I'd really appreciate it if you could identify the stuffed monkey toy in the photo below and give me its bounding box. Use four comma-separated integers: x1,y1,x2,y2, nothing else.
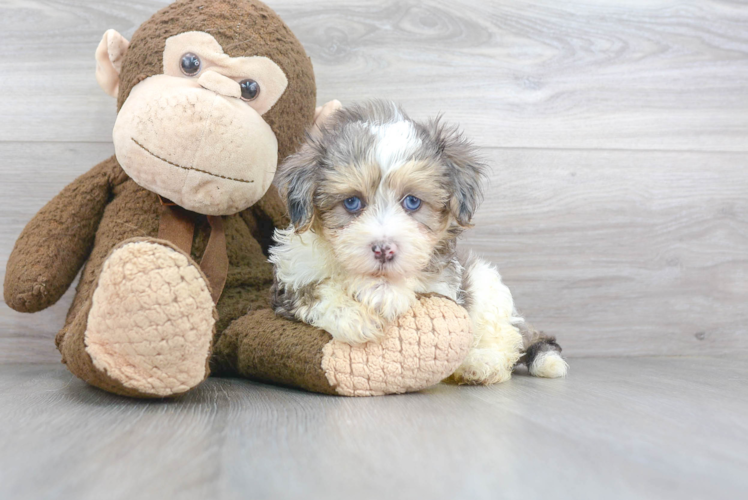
4,0,473,398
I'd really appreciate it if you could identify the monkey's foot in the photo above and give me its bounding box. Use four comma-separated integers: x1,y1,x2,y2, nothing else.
84,239,216,397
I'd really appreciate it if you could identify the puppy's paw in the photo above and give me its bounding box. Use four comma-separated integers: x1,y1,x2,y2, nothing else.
529,350,569,378
355,282,414,321
450,348,515,385
323,306,385,345
376,298,412,322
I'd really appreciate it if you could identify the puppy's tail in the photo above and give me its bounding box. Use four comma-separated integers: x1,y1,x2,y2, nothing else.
517,324,569,378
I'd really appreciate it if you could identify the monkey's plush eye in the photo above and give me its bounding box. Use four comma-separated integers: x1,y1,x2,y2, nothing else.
402,195,422,212
343,196,363,213
240,79,260,101
180,53,201,76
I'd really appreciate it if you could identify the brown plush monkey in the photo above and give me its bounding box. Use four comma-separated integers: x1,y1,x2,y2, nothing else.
4,0,473,398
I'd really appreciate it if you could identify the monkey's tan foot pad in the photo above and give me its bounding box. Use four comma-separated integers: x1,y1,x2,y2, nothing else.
85,239,216,397
322,295,473,396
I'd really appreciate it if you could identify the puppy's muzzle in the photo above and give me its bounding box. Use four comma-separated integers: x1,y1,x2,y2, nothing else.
372,242,397,263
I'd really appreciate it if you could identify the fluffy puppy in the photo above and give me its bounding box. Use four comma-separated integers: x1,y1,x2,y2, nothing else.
270,101,567,384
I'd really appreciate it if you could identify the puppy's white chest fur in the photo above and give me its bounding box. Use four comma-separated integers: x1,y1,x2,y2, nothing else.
351,278,416,320
271,228,418,320
272,228,427,343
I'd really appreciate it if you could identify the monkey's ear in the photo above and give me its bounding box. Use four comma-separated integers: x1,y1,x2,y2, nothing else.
95,29,130,98
311,100,342,137
428,118,486,227
275,143,322,233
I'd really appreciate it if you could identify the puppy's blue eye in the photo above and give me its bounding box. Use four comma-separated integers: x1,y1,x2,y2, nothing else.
343,196,362,212
402,195,422,212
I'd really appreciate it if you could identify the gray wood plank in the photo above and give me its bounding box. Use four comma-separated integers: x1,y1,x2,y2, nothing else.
1,2,745,498
0,357,745,500
464,147,748,356
1,0,747,150
2,143,746,361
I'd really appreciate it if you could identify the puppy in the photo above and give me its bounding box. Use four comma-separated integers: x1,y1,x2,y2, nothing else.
270,101,567,384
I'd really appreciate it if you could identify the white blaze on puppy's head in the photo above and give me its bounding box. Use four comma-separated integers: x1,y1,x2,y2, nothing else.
275,100,485,281
369,111,423,175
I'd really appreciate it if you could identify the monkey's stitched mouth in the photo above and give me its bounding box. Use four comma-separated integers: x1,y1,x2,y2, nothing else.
131,138,254,184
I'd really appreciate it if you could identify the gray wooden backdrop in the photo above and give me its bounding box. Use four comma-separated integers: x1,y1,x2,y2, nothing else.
1,0,746,362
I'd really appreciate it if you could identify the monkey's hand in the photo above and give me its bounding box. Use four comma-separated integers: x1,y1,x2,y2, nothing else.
4,158,115,313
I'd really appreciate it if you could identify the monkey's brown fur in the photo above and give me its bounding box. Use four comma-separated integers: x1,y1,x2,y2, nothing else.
5,0,319,397
116,0,316,161
4,0,474,398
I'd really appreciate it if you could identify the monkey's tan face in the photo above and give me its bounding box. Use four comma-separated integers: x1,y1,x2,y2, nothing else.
110,32,289,215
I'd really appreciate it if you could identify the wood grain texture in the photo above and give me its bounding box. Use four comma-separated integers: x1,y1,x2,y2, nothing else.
465,148,748,356
0,357,746,500
2,144,746,360
0,0,747,150
0,3,745,497
1,0,747,361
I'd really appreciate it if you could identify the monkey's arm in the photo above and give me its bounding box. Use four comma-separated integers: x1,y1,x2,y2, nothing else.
4,158,116,313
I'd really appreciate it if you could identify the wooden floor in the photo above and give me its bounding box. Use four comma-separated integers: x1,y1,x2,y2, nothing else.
1,1,747,498
0,357,746,500
1,0,747,360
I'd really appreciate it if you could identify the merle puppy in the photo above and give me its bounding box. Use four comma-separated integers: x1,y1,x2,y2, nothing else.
270,101,567,384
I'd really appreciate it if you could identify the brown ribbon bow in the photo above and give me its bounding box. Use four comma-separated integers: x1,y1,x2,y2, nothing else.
157,201,228,304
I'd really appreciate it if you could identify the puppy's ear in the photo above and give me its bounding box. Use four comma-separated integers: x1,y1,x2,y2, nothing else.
311,100,342,137
275,142,321,232
427,118,485,227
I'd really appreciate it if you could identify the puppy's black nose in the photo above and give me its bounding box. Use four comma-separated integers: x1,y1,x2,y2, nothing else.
372,242,397,263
